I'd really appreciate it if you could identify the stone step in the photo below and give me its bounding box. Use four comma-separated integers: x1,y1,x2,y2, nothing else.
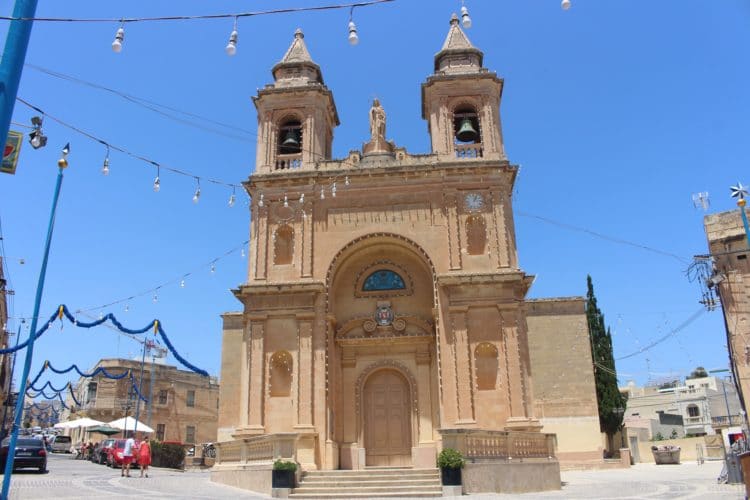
303,468,437,477
302,473,439,482
289,493,442,499
298,478,440,487
294,485,443,494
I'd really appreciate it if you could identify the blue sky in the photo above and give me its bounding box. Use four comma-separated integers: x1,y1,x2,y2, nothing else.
1,0,749,398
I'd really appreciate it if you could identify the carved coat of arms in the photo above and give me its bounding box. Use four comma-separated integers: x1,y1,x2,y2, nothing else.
375,304,394,326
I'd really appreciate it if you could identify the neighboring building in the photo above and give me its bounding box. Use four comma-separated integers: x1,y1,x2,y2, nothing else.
215,13,601,489
621,376,742,439
63,358,219,445
704,208,750,422
23,400,61,429
0,257,14,435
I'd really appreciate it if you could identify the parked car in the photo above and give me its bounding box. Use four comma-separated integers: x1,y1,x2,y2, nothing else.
92,439,116,464
106,439,140,468
0,438,47,472
50,435,71,453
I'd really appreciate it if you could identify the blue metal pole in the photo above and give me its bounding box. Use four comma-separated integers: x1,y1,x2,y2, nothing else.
1,324,23,439
0,0,40,149
133,341,147,435
1,163,65,500
738,200,750,248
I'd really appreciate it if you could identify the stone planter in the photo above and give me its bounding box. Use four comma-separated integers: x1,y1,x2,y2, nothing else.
272,469,296,488
441,467,462,486
651,445,680,465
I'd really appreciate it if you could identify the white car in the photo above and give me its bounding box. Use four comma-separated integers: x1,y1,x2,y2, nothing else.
50,435,72,453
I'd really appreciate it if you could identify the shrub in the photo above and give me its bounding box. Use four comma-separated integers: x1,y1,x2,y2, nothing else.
273,459,298,471
437,448,465,469
151,441,186,469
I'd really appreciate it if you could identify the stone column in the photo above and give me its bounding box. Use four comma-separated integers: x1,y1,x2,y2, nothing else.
450,306,475,423
499,307,524,419
416,349,433,441
295,314,315,429
490,190,510,269
301,203,313,278
247,315,267,430
446,194,462,270
254,206,268,280
239,333,250,427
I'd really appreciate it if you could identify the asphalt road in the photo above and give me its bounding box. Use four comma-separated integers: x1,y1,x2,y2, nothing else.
0,453,745,499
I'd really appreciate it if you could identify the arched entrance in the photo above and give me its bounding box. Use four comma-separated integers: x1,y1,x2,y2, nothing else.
363,369,412,466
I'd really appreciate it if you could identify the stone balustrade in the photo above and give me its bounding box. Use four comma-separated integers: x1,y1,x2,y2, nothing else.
215,433,298,465
455,143,483,159
275,154,303,171
440,429,556,460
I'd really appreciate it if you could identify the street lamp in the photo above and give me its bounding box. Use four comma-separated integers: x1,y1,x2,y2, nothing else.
28,116,47,149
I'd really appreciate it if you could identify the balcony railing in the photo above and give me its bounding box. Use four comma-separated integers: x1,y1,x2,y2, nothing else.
215,433,297,465
712,415,744,427
455,143,483,159
274,154,302,171
440,429,556,460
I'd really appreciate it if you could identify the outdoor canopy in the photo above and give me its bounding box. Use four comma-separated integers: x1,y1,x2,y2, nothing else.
107,416,154,433
86,425,120,436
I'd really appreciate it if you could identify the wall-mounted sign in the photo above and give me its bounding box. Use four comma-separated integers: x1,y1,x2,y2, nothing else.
2,131,23,175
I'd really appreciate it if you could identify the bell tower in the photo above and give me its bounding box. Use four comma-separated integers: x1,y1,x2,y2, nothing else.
422,14,506,161
253,29,339,173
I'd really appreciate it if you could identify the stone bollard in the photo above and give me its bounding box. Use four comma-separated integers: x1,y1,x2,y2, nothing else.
619,448,631,467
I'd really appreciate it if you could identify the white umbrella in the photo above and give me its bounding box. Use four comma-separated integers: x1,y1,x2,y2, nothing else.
107,416,154,434
53,417,104,429
64,417,105,429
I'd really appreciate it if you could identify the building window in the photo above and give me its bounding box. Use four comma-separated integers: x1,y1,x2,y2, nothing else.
687,405,700,417
270,351,293,397
186,390,195,408
185,425,196,444
273,225,294,265
474,342,499,390
362,270,405,292
466,215,487,255
156,423,165,441
158,389,168,405
86,382,97,404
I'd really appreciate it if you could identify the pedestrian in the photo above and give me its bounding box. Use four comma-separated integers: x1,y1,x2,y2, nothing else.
122,434,135,477
138,436,152,478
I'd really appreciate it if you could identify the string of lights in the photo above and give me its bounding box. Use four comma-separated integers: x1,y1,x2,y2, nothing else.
77,239,249,313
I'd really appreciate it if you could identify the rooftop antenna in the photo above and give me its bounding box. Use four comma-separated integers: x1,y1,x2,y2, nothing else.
692,192,710,211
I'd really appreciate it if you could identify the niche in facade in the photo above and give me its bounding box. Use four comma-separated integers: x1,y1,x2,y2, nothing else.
269,351,293,397
453,106,481,144
278,119,302,155
466,215,487,255
274,225,294,265
475,342,499,390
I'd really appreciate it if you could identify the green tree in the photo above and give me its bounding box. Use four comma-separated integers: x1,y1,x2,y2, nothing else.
686,366,708,379
586,276,626,452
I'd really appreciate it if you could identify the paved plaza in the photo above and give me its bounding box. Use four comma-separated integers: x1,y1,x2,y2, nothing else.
0,454,746,499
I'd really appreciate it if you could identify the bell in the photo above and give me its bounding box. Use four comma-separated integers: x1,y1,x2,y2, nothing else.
456,118,478,143
281,129,300,152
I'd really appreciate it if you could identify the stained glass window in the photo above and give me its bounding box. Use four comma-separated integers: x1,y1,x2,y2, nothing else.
363,270,405,291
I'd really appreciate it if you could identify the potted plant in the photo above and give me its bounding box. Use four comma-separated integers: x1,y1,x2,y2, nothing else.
437,448,465,486
272,459,298,488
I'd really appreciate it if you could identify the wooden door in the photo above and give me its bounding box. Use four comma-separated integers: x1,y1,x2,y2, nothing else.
364,370,412,466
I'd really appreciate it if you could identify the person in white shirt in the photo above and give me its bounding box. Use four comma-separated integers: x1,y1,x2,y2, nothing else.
122,436,136,477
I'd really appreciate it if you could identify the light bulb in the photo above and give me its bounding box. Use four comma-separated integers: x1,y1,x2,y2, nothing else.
112,27,125,53
241,248,246,258
461,6,472,28
348,21,359,45
153,294,158,303
153,176,160,192
299,193,305,204
193,186,201,204
320,188,325,200
125,304,129,313
225,30,238,56
101,157,110,176
180,279,185,288
345,175,350,186
284,194,289,207
561,0,571,10
210,263,216,274
258,194,264,207
332,182,337,197
228,193,236,207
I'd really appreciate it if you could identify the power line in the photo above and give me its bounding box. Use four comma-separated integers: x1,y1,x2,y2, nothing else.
616,308,706,361
517,211,690,264
0,1,396,23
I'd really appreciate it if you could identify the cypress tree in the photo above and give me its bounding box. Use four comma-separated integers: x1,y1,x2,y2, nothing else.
586,275,626,451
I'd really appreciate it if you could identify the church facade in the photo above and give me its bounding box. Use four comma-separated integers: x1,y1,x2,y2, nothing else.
215,15,602,485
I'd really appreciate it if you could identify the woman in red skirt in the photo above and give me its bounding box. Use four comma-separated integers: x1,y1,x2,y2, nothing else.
138,436,152,478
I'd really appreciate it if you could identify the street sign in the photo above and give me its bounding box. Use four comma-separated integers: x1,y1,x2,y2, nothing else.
1,131,23,175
